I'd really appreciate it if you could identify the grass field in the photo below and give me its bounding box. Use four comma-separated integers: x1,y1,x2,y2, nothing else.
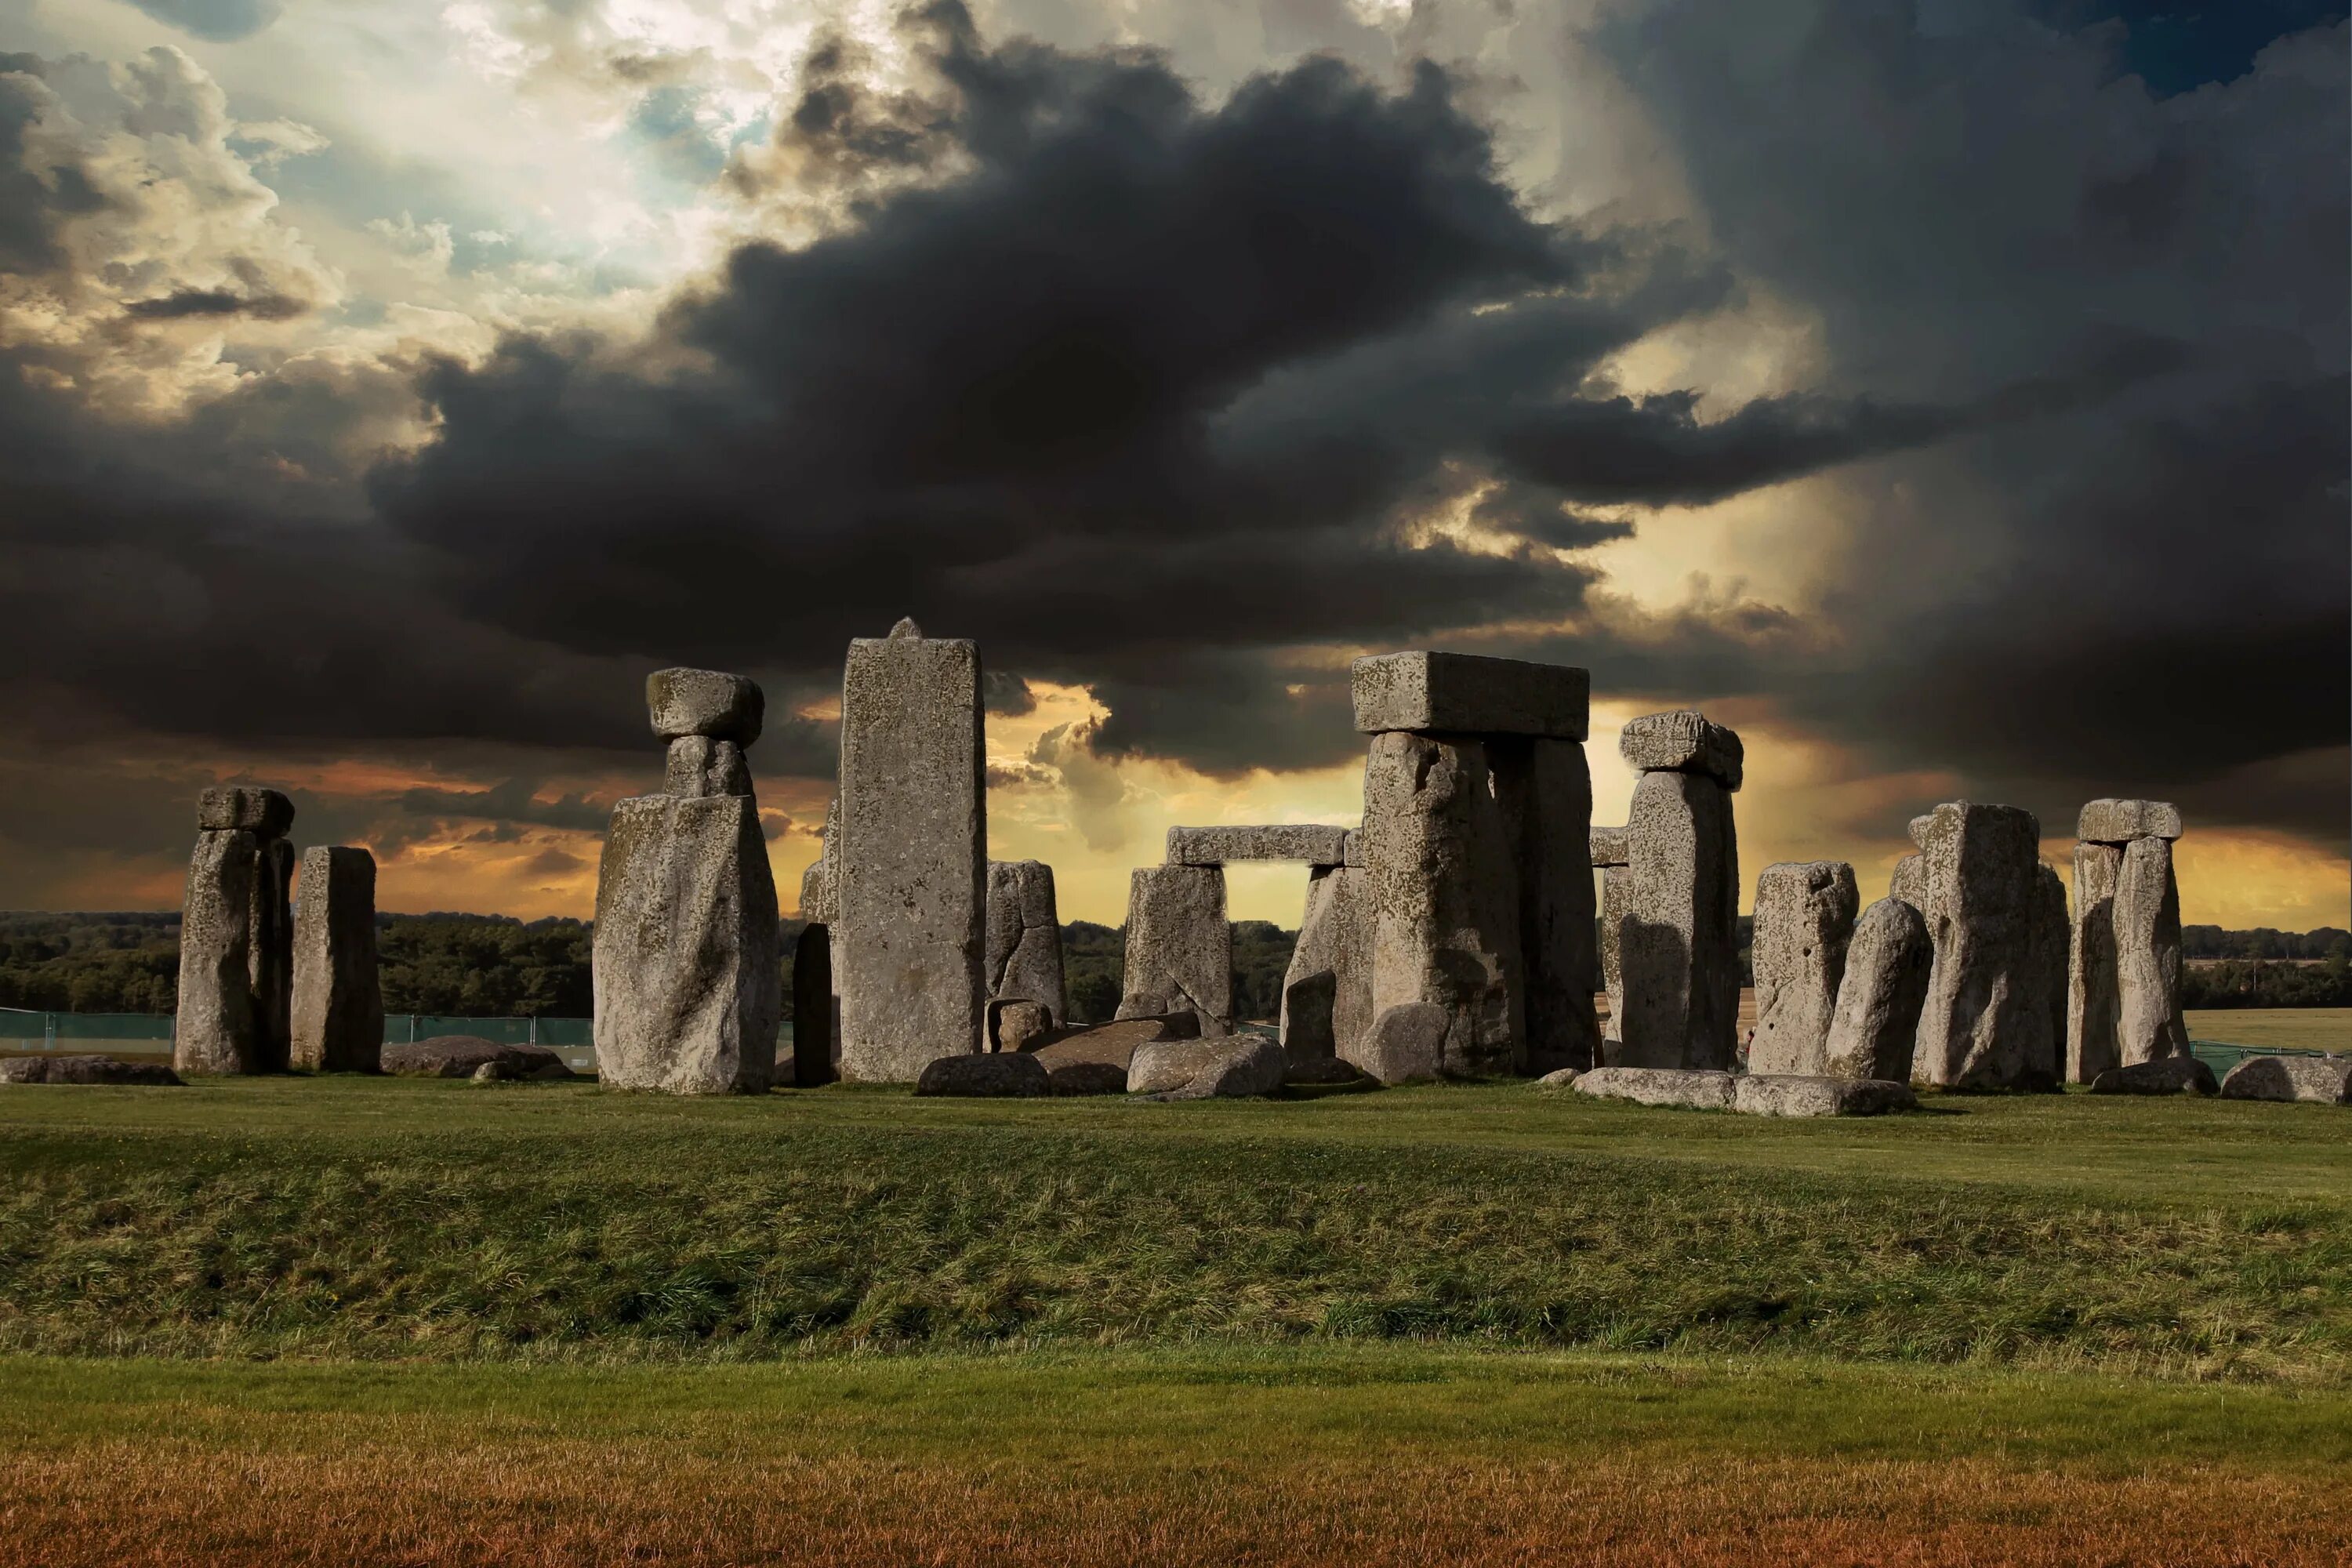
2188,1007,2352,1051
2,1074,2347,1561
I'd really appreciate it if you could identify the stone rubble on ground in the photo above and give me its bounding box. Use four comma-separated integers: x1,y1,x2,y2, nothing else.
2217,1055,2352,1105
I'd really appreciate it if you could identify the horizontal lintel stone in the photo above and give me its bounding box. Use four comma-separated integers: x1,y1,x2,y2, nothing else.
1166,825,1352,866
2076,798,2183,844
1350,652,1589,740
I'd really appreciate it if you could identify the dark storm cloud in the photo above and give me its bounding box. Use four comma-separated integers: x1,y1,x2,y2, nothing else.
122,285,310,320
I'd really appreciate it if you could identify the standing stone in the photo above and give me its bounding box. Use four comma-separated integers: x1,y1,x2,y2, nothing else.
1889,853,1927,909
1616,720,1740,1072
246,834,297,1073
1491,736,1601,1073
1279,863,1372,1061
2114,837,2189,1065
1748,861,1860,1076
593,793,781,1094
1910,801,2057,1090
1116,865,1232,1033
173,828,259,1074
2067,841,2124,1083
2034,862,2069,1069
791,924,835,1087
1359,731,1523,1076
837,621,987,1080
290,847,383,1073
1820,897,1932,1081
665,735,752,799
985,860,1067,1025
1590,826,1630,1056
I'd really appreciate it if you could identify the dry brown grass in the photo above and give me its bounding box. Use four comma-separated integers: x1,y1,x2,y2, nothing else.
4,1436,2340,1566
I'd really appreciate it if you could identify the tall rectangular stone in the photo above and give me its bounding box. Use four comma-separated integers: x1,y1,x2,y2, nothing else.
2114,837,2189,1065
986,859,1067,1025
247,834,296,1073
837,624,986,1080
1116,864,1232,1032
291,846,383,1073
1617,769,1740,1070
1748,861,1860,1076
1910,801,2057,1090
1351,652,1588,739
1359,731,1524,1076
2066,841,2123,1083
1821,896,1931,1081
1491,736,1600,1072
1599,865,1630,1052
1280,863,1372,1061
174,829,259,1075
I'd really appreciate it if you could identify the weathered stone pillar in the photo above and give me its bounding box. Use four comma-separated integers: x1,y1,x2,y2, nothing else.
1821,896,1932,1081
291,846,382,1072
792,800,840,1087
1116,864,1232,1033
1615,712,1742,1071
2065,799,2190,1071
1348,650,1592,1080
1588,826,1630,1057
837,619,986,1081
2067,840,2122,1083
985,859,1067,1026
1910,800,2057,1089
1279,861,1372,1061
174,786,295,1075
593,667,780,1094
1748,860,1860,1076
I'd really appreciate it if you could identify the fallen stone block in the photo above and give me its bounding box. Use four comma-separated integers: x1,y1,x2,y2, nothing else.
1030,1018,1183,1082
198,786,295,839
1570,1066,1737,1110
1352,1001,1450,1083
2218,1055,2352,1105
1046,1060,1128,1096
382,1036,575,1080
1128,1033,1287,1098
1617,710,1744,790
1733,1074,1917,1118
915,1052,1050,1098
0,1055,183,1086
1349,651,1589,740
2076,798,2183,844
2089,1056,2219,1096
1748,861,1860,1076
1284,1052,1371,1087
1165,824,1352,866
646,667,764,743
989,999,1055,1054
1821,897,1931,1082
1534,1067,1581,1088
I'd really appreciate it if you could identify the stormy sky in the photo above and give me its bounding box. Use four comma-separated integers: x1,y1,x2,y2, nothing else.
0,0,2343,928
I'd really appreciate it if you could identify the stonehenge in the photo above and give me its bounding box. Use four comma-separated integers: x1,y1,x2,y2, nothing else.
1906,802,2060,1090
835,619,987,1081
2067,800,2188,1083
290,846,383,1073
1747,860,1859,1076
1152,822,1363,1058
1116,864,1233,1033
1167,825,1350,866
592,667,781,1094
1280,862,1372,1063
1820,897,1932,1082
175,786,297,1075
1613,711,1742,1072
985,859,1067,1043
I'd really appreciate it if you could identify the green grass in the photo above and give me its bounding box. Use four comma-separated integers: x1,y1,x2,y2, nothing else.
2,1076,2347,1377
2189,1007,2352,1051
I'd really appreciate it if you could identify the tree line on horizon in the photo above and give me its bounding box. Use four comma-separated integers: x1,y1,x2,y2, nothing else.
2,911,2347,1018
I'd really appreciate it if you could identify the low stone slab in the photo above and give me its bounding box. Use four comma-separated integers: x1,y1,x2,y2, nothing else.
198,786,295,838
1733,1074,1917,1118
382,1036,575,1080
1029,1018,1186,1076
1,1054,183,1086
1128,1034,1287,1098
2089,1055,2219,1096
1046,1061,1128,1096
2218,1055,2352,1105
1572,1066,1737,1109
2077,799,2183,844
1165,824,1351,866
1350,651,1589,740
1617,711,1743,789
1588,826,1628,867
1284,1052,1371,1087
1352,1001,1450,1083
646,667,764,744
915,1052,1050,1098
1534,1067,1581,1088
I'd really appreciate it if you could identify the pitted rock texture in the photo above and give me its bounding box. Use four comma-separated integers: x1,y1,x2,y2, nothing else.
1128,1033,1287,1098
664,735,753,799
1165,825,1352,866
1571,1066,1737,1110
1617,710,1744,790
1280,864,1372,1063
593,794,781,1094
1733,1074,1917,1117
1616,768,1740,1071
646,667,764,744
2076,799,2183,844
1493,735,1600,1073
198,786,294,838
1,1055,183,1086
916,1051,1050,1098
837,629,986,1082
1588,826,1629,867
2114,837,2189,1067
291,846,382,1073
989,1000,1054,1054
382,1036,573,1080
2218,1055,2352,1105
2090,1055,2219,1096
1349,651,1588,740
1909,801,2060,1091
985,860,1066,1025
1116,864,1232,1033
174,829,259,1074
1748,861,1860,1076
1353,1001,1451,1083
1821,897,1931,1082
1359,732,1523,1076
2067,840,2124,1084
1599,865,1632,1052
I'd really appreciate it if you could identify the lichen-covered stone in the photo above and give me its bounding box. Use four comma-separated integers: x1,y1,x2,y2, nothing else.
290,846,382,1073
1733,1074,1917,1117
646,667,764,744
985,860,1066,1025
2090,1055,2218,1096
1909,801,2058,1090
2114,837,2189,1066
665,735,752,798
1349,651,1588,739
1493,735,1600,1073
1588,826,1629,867
197,786,294,839
2077,798,2183,844
1570,1066,1737,1109
1352,1001,1452,1083
1279,864,1371,1062
1,1055,183,1086
1165,825,1351,866
1128,1033,1286,1098
915,1051,1049,1098
1748,861,1860,1076
1889,852,1926,908
2218,1055,2352,1105
174,829,258,1074
1359,732,1523,1075
1820,897,1931,1082
837,628,986,1081
1617,768,1740,1071
1116,865,1232,1033
1617,710,1744,790
989,999,1054,1054
592,793,781,1094
2067,840,2124,1084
